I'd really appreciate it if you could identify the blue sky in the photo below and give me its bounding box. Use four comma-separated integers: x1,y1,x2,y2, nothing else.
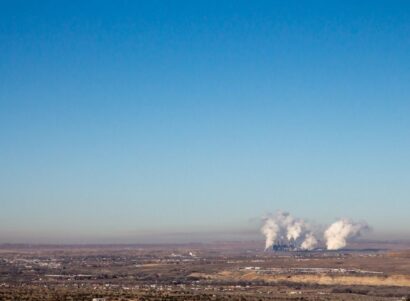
1,0,409,243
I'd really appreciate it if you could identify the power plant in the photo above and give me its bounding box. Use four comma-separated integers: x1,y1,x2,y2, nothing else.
261,211,369,251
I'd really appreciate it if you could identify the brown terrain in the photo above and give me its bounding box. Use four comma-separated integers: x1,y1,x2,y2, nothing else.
0,241,409,300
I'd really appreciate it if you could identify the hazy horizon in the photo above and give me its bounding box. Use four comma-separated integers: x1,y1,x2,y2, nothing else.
1,1,410,244
1,222,409,245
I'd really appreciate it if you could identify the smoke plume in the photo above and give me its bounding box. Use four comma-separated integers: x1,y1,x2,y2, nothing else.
261,211,370,251
324,219,369,250
300,232,318,250
261,217,280,250
261,211,318,250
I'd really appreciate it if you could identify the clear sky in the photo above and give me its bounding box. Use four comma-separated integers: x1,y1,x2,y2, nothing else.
1,0,409,243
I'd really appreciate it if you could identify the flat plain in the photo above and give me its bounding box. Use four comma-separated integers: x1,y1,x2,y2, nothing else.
0,241,410,300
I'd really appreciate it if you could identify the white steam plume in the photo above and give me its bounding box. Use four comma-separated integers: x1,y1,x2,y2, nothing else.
324,219,369,250
261,211,370,251
301,232,318,250
261,211,318,250
287,221,303,241
261,218,279,250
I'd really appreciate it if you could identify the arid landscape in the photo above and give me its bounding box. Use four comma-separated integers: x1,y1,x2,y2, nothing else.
2,1,410,300
1,241,410,300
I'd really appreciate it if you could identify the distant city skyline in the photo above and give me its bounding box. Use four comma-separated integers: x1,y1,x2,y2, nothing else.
1,1,410,243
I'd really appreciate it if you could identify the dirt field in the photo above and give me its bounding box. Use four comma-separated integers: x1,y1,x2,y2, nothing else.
0,242,410,300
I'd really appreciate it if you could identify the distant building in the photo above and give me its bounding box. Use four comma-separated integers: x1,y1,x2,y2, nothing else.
272,244,297,251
